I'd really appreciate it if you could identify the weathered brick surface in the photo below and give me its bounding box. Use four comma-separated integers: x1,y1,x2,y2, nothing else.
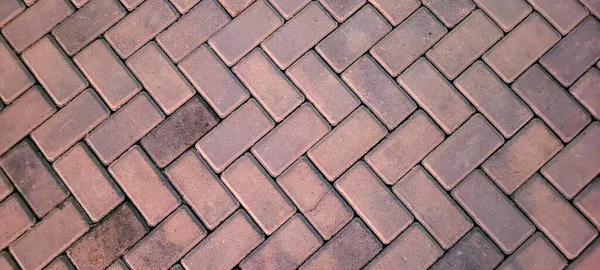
473,0,532,32
369,0,419,26
0,252,18,270
218,0,254,17
169,0,200,13
569,238,600,270
497,232,566,270
268,0,310,19
570,67,600,119
0,36,35,103
574,178,600,230
430,228,503,269
0,170,12,201
45,256,74,270
527,0,588,35
106,259,128,270
318,0,364,22
0,0,24,27
422,0,475,27
0,194,35,250
581,0,600,17
119,0,143,10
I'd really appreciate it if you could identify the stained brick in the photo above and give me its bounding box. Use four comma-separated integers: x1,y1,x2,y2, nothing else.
86,92,165,165
497,233,566,270
218,0,254,16
308,106,386,180
574,178,600,230
431,228,503,269
570,67,600,119
108,146,181,226
0,252,18,270
512,65,591,142
0,170,12,201
454,61,533,137
277,157,354,240
1,0,74,52
286,51,360,125
0,0,24,27
45,256,74,270
0,194,35,250
569,238,600,270
527,0,588,35
316,5,390,72
164,149,239,230
157,0,230,63
581,0,600,18
483,13,559,82
53,143,124,222
369,0,419,26
169,0,200,13
209,0,283,66
105,0,179,58
22,36,88,107
0,36,35,103
397,58,475,134
52,0,126,55
482,119,563,194
473,0,532,31
268,0,310,19
67,203,149,270
422,0,475,27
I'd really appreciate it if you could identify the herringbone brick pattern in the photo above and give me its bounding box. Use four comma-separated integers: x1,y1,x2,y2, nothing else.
0,0,599,269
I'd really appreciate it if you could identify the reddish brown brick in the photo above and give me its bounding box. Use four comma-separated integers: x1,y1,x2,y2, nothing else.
119,0,142,10
365,110,444,185
181,210,264,270
268,0,310,19
371,7,447,77
571,67,600,119
318,0,364,22
422,0,475,27
482,119,563,194
169,0,200,13
0,252,18,270
0,170,12,201
574,178,600,230
241,214,323,270
277,157,354,240
540,17,600,86
124,206,207,270
528,0,588,35
53,143,124,222
67,203,149,270
569,238,600,270
316,5,390,72
9,198,89,270
52,0,126,55
497,232,566,270
483,13,560,83
453,170,535,253
86,92,165,165
252,103,330,176
157,0,230,62
308,106,386,180
221,154,296,235
106,259,127,270
286,51,360,125
0,0,24,27
164,149,239,230
196,99,274,172
431,228,503,269
369,0,419,26
218,0,254,16
397,58,475,134
581,0,600,17
1,0,74,52
423,114,503,190
0,194,35,250
301,218,382,269
209,0,282,66
513,174,598,259
45,256,74,270
454,61,533,137
336,162,413,244
473,0,532,31
365,223,443,269
0,36,34,103
178,44,250,118
105,0,179,58
22,36,88,107
0,86,56,156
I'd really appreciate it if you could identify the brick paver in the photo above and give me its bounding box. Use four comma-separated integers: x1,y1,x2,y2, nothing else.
268,0,310,19
571,67,600,119
497,232,566,270
45,256,74,270
369,0,419,26
430,228,503,269
0,0,24,27
0,194,34,251
0,171,12,201
0,36,35,103
569,238,600,270
473,0,532,32
527,0,588,35
574,178,600,230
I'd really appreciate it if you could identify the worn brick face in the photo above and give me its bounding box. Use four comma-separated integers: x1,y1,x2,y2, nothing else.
430,228,503,269
267,0,310,19
0,171,12,201
422,0,475,28
0,36,35,103
0,0,24,27
497,233,566,270
218,0,255,17
569,238,600,270
318,0,364,22
570,67,600,119
369,0,419,26
45,256,74,270
473,0,532,32
527,0,588,35
0,194,35,250
574,178,600,230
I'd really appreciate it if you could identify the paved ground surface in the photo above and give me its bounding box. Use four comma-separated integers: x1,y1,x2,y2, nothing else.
0,0,600,269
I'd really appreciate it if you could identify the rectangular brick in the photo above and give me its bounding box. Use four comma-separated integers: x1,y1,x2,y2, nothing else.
453,170,535,253
218,0,254,16
0,170,12,201
574,178,600,230
318,0,364,22
119,0,142,10
74,39,141,111
483,13,559,83
124,206,207,270
426,10,503,79
209,0,282,66
571,67,600,119
497,232,566,270
454,61,533,137
422,0,475,27
53,143,124,222
157,0,230,63
181,210,264,270
105,0,179,58
241,214,323,270
0,0,24,27
252,103,330,176
233,48,304,122
108,146,181,226
52,0,126,55
45,256,74,270
277,157,354,240
66,203,148,270
527,0,588,35
369,0,420,26
0,36,35,103
169,0,200,13
513,174,598,259
423,114,503,190
221,154,296,235
482,119,563,194
106,259,127,270
22,36,88,107
9,198,89,270
178,44,250,118
0,194,35,250
0,140,69,218
0,86,56,156
0,252,18,270
261,1,337,69
268,0,310,19
308,106,386,181
196,99,274,172
286,51,360,125
301,218,382,269
581,0,600,17
569,238,600,270
366,110,444,185
86,92,165,165
371,7,447,77
430,228,503,269
316,5,390,72
393,166,473,249
365,223,443,270
336,162,413,244
1,0,74,52
397,58,475,134
164,149,239,230
473,0,532,31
